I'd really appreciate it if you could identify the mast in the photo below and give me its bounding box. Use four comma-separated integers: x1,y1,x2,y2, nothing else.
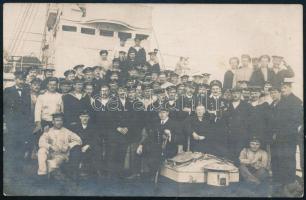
40,3,50,68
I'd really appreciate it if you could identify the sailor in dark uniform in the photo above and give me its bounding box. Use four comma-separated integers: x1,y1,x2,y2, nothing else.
247,86,270,145
195,83,210,108
116,86,128,111
148,88,167,112
128,36,146,67
109,80,119,98
93,84,113,176
119,51,129,83
138,84,153,111
81,82,96,118
177,82,197,150
118,50,127,64
121,87,146,179
270,79,303,190
207,80,229,121
106,99,133,179
227,87,252,164
62,79,86,130
268,86,282,187
92,66,106,92
4,71,32,174
146,51,160,73
165,86,180,113
70,110,101,178
207,80,230,158
179,82,196,114
140,108,183,178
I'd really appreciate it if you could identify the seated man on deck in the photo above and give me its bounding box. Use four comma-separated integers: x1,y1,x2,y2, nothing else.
239,136,269,185
37,112,82,182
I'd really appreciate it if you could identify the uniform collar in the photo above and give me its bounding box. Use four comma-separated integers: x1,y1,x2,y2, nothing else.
210,94,221,99
161,117,169,125
15,85,23,90
69,91,84,99
186,94,193,98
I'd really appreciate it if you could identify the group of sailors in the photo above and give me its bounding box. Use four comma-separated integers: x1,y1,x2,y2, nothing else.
3,36,303,195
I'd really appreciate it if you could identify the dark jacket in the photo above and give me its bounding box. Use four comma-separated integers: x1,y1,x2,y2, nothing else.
207,96,230,122
92,78,106,92
194,94,209,109
273,93,303,143
269,67,295,88
249,67,294,88
4,85,31,125
185,116,213,153
227,100,251,138
145,118,182,159
223,70,235,90
71,121,100,151
247,102,271,143
206,96,231,157
92,97,114,138
128,46,147,67
107,109,140,144
227,100,252,161
62,93,87,128
146,61,160,73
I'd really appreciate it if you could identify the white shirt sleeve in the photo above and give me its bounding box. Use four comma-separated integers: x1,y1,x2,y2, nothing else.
67,129,82,149
35,95,43,122
38,131,51,150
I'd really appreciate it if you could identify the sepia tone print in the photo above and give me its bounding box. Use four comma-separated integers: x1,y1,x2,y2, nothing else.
3,3,303,197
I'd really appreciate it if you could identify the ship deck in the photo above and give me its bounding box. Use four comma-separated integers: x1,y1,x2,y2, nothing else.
3,157,302,197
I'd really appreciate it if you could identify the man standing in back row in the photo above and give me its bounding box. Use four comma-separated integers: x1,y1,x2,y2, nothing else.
128,36,147,68
270,78,303,193
227,87,251,164
4,71,32,176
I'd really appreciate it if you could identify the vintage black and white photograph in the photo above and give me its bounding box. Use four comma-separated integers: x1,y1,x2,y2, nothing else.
3,3,304,197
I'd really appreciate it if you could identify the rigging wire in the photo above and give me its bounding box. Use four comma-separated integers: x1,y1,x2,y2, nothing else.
7,4,25,54
18,3,40,56
10,4,32,55
4,38,42,43
13,4,36,56
8,4,30,54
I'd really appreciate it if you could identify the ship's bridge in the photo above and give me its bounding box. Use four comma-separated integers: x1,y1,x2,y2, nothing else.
44,4,153,76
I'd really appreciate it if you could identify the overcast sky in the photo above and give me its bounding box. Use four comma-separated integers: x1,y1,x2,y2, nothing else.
3,3,303,98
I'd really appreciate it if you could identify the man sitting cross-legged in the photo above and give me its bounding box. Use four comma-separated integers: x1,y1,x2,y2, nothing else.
239,136,269,185
37,112,82,182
